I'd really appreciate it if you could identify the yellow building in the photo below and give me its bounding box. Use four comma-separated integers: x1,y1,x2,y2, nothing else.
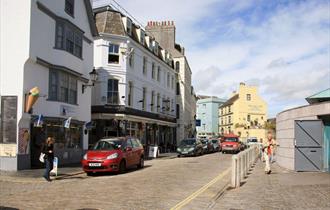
219,83,268,142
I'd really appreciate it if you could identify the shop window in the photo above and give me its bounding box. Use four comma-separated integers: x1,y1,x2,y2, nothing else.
49,69,77,104
108,44,119,64
107,79,119,104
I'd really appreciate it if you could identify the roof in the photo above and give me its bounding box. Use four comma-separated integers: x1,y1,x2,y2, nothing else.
220,94,239,108
94,7,125,35
306,88,330,104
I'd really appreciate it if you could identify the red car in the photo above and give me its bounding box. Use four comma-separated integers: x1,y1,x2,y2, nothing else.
221,134,242,154
82,137,144,175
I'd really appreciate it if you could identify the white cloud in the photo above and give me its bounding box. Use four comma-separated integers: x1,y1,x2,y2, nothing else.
93,0,330,117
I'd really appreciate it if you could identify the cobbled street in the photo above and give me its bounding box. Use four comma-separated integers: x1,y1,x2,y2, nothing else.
0,153,232,210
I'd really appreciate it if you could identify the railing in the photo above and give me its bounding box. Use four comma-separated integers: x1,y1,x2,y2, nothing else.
231,145,260,188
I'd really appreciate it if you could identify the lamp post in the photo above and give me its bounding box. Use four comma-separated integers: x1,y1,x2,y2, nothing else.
82,68,98,93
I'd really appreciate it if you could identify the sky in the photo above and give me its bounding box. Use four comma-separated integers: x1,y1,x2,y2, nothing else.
93,0,330,117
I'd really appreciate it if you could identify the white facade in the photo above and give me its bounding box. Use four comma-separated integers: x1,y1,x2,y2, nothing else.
91,7,177,149
174,57,196,142
0,0,96,170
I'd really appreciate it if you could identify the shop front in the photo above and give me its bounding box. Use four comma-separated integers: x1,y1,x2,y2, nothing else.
91,105,177,156
30,116,84,168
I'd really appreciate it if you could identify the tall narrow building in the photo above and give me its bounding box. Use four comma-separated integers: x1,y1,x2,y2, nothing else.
146,21,196,143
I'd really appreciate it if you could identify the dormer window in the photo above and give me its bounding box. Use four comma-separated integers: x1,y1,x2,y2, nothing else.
65,0,74,17
122,17,132,35
152,41,159,55
140,30,145,45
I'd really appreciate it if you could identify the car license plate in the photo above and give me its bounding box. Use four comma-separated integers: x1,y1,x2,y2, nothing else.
89,163,101,167
182,151,188,154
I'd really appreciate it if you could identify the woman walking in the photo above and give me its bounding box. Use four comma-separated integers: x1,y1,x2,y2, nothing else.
42,137,54,182
263,132,275,174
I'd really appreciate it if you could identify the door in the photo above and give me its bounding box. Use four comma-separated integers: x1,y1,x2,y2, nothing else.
125,139,134,167
294,120,323,171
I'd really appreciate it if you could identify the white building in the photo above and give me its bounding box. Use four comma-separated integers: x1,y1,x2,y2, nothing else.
91,6,177,151
146,21,197,143
0,0,97,170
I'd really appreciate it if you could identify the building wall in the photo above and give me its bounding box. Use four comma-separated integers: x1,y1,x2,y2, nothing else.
196,97,225,135
93,36,176,115
0,0,95,170
276,102,330,170
219,83,267,141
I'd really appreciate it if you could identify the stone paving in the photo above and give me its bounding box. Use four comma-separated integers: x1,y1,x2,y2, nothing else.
0,152,232,210
213,161,330,210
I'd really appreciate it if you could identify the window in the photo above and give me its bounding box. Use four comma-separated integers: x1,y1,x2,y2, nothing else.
143,57,147,75
157,66,161,81
176,104,180,119
175,61,180,71
55,21,83,58
108,44,119,64
142,87,146,110
228,106,231,113
228,116,231,124
128,81,133,106
171,76,174,89
221,108,223,115
129,53,134,67
49,69,77,104
157,93,160,112
151,91,155,112
151,63,155,79
126,139,133,148
167,72,170,87
247,115,251,122
65,0,74,17
131,138,140,148
247,94,251,101
176,82,180,95
107,79,119,104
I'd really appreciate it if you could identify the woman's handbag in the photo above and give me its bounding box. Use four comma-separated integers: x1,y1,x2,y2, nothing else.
39,152,45,163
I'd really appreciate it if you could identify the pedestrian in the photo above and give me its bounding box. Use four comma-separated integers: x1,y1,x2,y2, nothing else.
263,132,275,174
259,138,264,161
41,137,54,182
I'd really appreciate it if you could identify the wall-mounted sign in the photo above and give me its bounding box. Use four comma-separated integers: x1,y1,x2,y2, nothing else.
60,105,76,117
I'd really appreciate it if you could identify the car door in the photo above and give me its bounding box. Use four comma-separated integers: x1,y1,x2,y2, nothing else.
125,139,134,167
131,138,140,165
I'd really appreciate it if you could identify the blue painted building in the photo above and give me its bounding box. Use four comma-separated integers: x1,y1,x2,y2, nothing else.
196,97,226,137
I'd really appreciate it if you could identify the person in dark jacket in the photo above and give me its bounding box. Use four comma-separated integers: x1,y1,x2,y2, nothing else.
42,137,54,182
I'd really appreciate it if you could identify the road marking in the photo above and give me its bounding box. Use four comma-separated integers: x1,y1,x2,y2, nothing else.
170,167,231,210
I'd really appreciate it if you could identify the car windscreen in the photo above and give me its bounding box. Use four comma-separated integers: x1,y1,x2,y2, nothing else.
93,140,122,150
225,137,238,142
211,140,218,143
181,139,195,145
249,139,258,142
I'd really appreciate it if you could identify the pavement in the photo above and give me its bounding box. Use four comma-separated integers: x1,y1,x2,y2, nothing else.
213,160,330,210
0,153,329,210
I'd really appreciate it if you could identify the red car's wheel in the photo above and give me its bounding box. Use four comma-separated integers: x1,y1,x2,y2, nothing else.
119,160,126,174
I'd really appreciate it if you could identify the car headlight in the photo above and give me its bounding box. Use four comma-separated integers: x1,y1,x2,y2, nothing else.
106,153,119,160
83,154,87,160
203,145,207,149
177,148,182,152
188,148,194,152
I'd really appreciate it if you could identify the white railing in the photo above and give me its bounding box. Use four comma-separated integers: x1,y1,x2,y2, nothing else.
231,145,260,188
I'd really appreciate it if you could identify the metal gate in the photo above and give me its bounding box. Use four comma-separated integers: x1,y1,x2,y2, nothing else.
295,120,323,171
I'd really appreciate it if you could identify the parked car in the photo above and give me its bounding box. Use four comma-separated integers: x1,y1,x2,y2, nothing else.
177,138,203,157
82,137,144,175
221,134,241,154
210,138,221,152
201,139,213,154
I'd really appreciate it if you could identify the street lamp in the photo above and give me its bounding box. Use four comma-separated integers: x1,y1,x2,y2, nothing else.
82,68,98,93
